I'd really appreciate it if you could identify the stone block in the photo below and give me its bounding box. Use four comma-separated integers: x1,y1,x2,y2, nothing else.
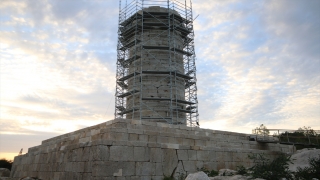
134,147,150,161
129,133,139,141
128,128,144,134
150,148,162,162
148,142,161,148
157,136,169,143
131,120,142,125
162,149,178,177
113,168,122,176
84,161,92,172
110,146,134,161
183,138,194,146
161,143,179,149
103,132,128,141
155,162,163,176
92,161,135,177
203,162,217,171
136,162,155,176
112,122,128,129
112,141,128,146
91,129,100,136
175,137,184,144
187,150,197,160
79,137,91,144
144,130,158,136
138,134,148,142
90,145,109,161
167,137,177,144
177,150,188,160
183,161,197,172
83,173,92,179
66,162,73,172
72,162,84,173
148,135,157,142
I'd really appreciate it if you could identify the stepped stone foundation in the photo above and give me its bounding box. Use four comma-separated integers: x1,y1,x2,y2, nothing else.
11,119,295,180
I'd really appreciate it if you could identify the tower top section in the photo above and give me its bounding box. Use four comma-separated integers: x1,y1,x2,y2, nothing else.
115,0,199,127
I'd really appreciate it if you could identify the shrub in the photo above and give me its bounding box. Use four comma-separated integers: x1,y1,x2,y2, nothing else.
247,153,294,180
162,176,175,180
236,165,247,175
0,159,13,170
197,167,218,177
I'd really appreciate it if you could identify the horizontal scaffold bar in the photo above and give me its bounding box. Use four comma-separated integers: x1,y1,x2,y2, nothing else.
119,39,141,51
141,71,193,79
141,117,172,120
118,72,140,81
120,24,191,39
118,55,141,67
118,71,193,82
117,81,128,89
143,46,193,56
185,81,196,89
117,108,139,115
120,11,191,27
141,97,195,105
117,89,139,98
172,108,194,113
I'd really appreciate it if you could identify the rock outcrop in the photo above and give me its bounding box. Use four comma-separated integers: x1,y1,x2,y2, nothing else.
186,171,210,180
288,148,320,172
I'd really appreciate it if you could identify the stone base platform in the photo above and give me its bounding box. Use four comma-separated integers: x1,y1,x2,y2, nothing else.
10,119,295,180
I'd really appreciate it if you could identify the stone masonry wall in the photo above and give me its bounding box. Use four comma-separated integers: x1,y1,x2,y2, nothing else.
10,119,295,180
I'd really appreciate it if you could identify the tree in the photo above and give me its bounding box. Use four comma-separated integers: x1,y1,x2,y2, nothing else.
253,124,270,136
0,159,13,170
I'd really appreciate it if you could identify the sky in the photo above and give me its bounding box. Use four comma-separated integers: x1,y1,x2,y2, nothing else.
0,0,319,160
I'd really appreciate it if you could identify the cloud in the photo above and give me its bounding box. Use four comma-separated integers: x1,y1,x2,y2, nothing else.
193,0,320,131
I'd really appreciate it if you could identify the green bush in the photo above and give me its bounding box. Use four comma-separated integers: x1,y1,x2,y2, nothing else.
197,167,218,177
162,176,175,180
294,154,320,180
236,165,247,175
247,153,294,180
0,159,13,170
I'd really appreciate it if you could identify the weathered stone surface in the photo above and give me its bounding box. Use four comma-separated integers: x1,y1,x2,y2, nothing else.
92,161,135,177
90,145,109,161
150,148,162,162
155,163,163,176
134,147,149,161
10,119,295,180
185,171,210,180
188,150,197,160
162,149,178,177
136,162,155,176
0,168,10,177
110,146,133,161
177,150,188,160
173,161,186,180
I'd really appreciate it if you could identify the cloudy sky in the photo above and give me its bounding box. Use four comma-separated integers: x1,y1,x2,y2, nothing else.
1,0,319,160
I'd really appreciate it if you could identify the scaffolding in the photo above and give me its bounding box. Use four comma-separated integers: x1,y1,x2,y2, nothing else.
115,0,199,127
